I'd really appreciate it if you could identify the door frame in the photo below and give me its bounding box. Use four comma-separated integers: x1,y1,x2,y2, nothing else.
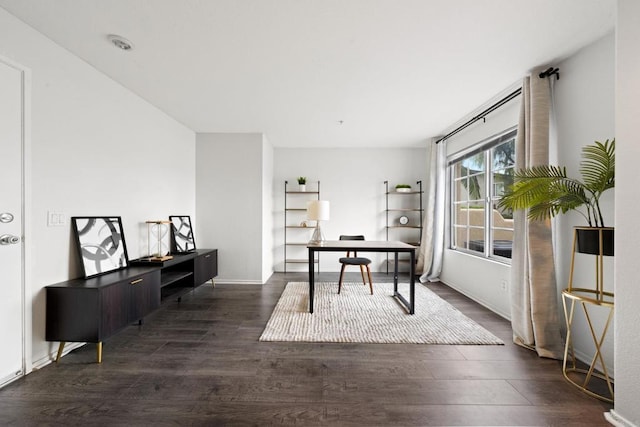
0,54,31,385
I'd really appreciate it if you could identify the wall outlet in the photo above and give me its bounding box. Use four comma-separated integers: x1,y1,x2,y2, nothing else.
47,211,66,227
500,280,508,292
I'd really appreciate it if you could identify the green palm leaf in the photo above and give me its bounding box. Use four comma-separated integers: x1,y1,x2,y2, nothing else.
498,139,614,227
580,139,615,194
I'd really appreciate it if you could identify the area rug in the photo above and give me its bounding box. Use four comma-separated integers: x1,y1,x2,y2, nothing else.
259,282,504,345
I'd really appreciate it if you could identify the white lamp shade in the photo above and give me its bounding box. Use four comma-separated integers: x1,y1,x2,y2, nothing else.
307,200,330,221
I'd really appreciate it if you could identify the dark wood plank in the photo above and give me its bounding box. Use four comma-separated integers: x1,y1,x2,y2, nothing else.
0,272,612,425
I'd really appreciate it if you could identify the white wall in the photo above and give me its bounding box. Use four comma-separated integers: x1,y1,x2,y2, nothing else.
612,0,640,424
274,147,428,273
554,32,615,376
262,135,274,283
439,86,520,319
0,9,196,369
195,133,268,284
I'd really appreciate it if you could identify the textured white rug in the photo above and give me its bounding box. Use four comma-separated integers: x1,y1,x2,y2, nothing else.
259,282,504,345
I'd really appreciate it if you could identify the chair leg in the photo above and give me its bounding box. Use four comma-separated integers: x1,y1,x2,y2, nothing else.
366,266,373,295
359,265,367,286
338,263,346,294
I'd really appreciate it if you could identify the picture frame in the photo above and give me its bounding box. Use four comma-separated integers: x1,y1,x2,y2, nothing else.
71,216,129,278
169,215,196,253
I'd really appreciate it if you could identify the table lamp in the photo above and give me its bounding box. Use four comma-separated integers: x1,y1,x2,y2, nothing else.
307,200,330,244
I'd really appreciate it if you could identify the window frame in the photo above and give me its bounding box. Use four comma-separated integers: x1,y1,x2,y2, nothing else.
447,127,516,263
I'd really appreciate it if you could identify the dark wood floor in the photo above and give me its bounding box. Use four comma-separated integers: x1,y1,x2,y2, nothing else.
0,272,612,426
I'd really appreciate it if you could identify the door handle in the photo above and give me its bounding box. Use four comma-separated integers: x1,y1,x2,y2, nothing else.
0,234,20,245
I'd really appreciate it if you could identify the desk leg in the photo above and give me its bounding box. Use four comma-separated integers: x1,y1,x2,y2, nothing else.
392,250,415,315
393,251,399,294
308,247,314,313
409,249,415,314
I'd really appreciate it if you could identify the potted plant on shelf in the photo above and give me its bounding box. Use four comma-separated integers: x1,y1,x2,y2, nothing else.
297,176,307,192
395,184,412,193
498,139,615,255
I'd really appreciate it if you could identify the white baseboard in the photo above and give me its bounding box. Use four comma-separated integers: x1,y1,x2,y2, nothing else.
439,279,511,321
31,342,86,371
213,279,263,285
605,410,638,427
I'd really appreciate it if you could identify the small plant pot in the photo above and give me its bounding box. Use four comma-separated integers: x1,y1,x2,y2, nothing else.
298,184,306,192
575,227,614,256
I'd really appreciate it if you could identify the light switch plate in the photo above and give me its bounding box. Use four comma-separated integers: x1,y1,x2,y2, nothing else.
47,211,66,227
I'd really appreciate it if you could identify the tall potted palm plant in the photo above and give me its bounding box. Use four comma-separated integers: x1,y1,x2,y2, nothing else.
498,139,615,255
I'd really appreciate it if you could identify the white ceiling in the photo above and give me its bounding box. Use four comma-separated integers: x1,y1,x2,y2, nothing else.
0,0,615,147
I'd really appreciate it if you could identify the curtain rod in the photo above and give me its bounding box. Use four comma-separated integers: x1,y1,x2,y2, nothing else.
434,67,558,144
435,88,521,144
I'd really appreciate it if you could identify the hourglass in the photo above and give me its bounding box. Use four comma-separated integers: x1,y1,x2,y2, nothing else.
146,220,173,261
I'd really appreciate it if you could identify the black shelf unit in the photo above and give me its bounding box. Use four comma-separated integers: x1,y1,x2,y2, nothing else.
284,180,320,273
384,180,423,273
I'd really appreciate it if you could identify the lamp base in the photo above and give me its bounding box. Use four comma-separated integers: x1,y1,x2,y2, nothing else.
309,225,325,244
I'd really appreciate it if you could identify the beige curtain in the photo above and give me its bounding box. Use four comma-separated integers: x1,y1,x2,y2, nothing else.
418,139,446,281
510,70,563,358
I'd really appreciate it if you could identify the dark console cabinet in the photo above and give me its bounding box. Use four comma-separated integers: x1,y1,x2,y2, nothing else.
195,249,218,286
46,249,218,363
46,267,160,363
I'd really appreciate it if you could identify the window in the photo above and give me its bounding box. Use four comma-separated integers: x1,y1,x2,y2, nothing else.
449,128,516,261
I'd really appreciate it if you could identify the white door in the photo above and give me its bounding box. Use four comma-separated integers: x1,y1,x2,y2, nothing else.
0,58,25,386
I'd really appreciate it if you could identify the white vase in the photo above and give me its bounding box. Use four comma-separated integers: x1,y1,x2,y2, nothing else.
299,184,306,192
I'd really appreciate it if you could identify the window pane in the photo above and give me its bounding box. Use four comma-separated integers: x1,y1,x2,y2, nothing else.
493,169,514,198
467,172,484,204
462,152,485,172
492,138,515,170
492,201,513,258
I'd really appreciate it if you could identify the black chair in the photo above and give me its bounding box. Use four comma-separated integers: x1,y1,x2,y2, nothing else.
337,235,373,295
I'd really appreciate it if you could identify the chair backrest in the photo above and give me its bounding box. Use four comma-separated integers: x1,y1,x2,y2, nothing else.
339,235,365,241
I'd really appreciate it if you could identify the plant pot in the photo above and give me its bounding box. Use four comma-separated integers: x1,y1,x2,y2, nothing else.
575,227,614,256
298,184,306,192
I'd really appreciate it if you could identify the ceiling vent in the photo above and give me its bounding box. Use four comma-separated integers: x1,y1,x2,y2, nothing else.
108,34,133,51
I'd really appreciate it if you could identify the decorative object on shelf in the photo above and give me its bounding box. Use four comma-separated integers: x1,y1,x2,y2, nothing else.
395,184,412,193
399,215,409,225
169,215,196,253
307,200,330,244
71,216,129,278
300,221,308,227
146,220,173,261
297,176,307,192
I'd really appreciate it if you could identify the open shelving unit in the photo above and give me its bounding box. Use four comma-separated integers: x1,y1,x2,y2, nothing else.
384,180,423,274
284,180,320,273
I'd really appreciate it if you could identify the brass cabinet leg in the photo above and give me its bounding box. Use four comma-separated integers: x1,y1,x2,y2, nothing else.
96,342,103,364
210,279,216,288
55,342,65,363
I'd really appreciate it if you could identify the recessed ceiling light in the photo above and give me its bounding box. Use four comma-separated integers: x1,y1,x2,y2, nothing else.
108,34,133,51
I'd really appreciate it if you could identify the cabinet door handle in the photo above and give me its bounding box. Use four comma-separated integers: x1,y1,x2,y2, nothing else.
204,255,211,258
130,278,143,285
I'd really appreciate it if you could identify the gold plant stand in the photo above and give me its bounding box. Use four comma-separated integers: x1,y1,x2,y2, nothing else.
561,227,614,403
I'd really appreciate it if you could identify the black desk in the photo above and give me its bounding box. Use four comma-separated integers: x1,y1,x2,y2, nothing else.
307,240,417,314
